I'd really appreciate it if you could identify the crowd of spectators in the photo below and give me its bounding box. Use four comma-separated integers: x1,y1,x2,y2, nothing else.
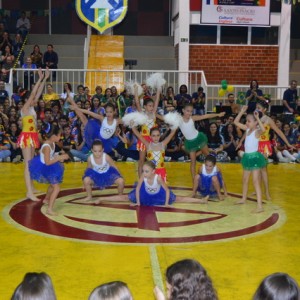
0,11,58,86
0,79,299,164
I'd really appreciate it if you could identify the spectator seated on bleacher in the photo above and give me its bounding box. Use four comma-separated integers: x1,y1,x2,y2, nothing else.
16,11,31,40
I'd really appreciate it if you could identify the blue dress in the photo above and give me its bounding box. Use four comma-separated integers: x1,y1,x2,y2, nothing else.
29,143,64,184
84,117,117,153
83,153,122,189
197,165,223,197
128,174,176,206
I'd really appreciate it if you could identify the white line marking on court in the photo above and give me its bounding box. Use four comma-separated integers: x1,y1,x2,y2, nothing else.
149,245,165,294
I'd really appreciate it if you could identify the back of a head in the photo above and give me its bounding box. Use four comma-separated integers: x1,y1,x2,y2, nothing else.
89,281,133,300
166,259,217,300
11,272,56,300
253,273,300,300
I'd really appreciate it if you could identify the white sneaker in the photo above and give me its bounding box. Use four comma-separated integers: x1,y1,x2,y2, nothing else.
126,157,136,162
73,157,81,162
12,155,22,163
4,157,11,162
177,156,185,162
279,157,290,163
164,156,172,162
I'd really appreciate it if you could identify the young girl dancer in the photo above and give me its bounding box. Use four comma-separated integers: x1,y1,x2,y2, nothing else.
255,100,295,200
29,125,69,215
134,86,161,176
179,103,225,179
18,68,50,201
234,106,267,213
82,140,124,201
95,161,208,206
68,92,120,155
192,154,227,201
131,124,176,181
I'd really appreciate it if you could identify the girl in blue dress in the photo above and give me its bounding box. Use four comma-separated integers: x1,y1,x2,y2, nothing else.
68,91,121,155
95,161,208,206
82,140,124,201
192,154,227,201
29,125,69,215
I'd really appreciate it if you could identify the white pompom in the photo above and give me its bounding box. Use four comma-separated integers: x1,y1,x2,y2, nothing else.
163,112,183,129
125,81,143,96
145,73,166,90
122,111,148,127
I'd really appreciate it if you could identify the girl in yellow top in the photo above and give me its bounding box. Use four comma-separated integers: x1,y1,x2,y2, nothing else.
132,125,176,182
17,68,50,201
134,85,162,176
255,99,295,200
42,83,59,108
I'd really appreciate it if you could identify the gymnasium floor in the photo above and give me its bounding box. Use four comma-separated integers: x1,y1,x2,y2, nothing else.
0,161,299,299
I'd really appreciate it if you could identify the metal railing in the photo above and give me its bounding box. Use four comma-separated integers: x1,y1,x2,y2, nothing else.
8,68,298,113
8,69,207,97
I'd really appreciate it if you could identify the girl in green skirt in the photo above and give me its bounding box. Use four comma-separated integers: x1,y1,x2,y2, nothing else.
178,103,225,180
234,105,267,213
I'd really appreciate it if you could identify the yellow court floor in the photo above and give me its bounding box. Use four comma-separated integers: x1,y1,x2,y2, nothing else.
0,161,300,299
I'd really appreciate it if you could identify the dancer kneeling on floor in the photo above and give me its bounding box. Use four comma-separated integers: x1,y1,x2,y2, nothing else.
95,161,208,206
192,154,227,201
82,139,124,201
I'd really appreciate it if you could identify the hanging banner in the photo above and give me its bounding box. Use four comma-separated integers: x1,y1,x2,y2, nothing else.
76,0,128,33
201,0,271,26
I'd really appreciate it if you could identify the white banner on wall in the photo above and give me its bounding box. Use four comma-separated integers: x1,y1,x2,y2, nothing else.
201,0,270,26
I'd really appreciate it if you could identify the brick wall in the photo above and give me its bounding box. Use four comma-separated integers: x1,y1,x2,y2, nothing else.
189,45,279,85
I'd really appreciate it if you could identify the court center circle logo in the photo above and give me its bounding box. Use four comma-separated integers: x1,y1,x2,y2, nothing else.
5,186,285,244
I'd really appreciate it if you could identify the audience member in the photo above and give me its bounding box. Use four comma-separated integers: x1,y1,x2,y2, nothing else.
222,123,239,160
74,84,88,104
12,33,24,66
226,93,239,114
1,45,15,64
89,281,133,300
117,89,132,117
30,44,43,68
163,128,186,161
91,85,103,102
22,56,37,89
60,82,74,114
175,84,192,113
16,11,31,40
154,259,218,300
163,86,177,113
101,87,113,106
1,55,14,82
192,86,206,115
11,272,56,300
6,121,22,162
43,44,58,80
0,30,12,53
245,80,265,113
11,85,23,106
253,272,299,300
0,80,9,105
42,84,59,108
0,126,11,162
282,80,298,123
